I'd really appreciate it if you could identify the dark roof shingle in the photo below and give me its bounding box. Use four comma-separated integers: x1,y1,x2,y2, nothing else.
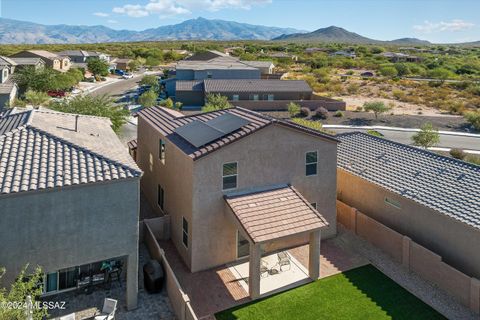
204,79,312,93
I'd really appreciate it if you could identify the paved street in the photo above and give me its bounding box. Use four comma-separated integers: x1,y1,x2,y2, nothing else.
330,127,480,152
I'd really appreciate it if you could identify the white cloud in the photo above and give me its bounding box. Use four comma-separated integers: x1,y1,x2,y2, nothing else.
107,19,118,24
111,0,270,18
93,12,110,17
413,19,475,33
113,4,149,17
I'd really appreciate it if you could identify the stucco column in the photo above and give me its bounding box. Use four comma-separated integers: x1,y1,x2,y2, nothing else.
249,242,261,299
309,230,321,280
126,253,139,310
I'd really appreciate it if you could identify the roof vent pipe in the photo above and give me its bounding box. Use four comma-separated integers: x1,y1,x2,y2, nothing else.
75,115,79,132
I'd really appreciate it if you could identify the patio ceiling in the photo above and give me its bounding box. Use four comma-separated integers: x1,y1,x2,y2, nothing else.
224,185,329,244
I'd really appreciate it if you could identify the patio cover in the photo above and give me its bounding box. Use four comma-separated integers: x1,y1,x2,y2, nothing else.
224,185,329,244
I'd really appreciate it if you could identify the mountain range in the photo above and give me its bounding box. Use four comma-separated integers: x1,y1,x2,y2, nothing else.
0,17,303,44
0,17,474,45
273,26,432,45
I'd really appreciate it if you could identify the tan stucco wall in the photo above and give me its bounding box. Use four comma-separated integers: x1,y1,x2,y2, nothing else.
337,169,480,279
190,124,337,272
137,116,194,269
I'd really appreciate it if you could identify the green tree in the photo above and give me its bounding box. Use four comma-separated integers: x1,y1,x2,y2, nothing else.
0,266,48,320
412,123,440,148
49,95,129,132
287,102,301,117
159,98,174,109
87,58,109,76
138,89,157,108
465,111,480,131
428,68,455,82
24,90,50,107
139,75,158,87
394,63,411,76
202,94,231,112
174,101,183,110
363,101,391,119
12,66,56,92
378,66,398,78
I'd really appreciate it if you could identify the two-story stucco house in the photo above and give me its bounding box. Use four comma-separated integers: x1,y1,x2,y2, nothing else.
0,56,18,110
10,50,70,72
135,106,338,297
0,108,142,309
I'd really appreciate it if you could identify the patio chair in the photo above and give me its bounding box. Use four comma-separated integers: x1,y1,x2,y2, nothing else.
58,313,75,320
277,251,291,271
94,298,117,320
260,259,269,278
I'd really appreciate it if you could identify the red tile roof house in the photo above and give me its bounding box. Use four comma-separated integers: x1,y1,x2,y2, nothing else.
135,106,338,298
0,109,142,310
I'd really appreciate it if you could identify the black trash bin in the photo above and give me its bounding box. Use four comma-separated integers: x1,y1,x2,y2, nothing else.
143,260,164,293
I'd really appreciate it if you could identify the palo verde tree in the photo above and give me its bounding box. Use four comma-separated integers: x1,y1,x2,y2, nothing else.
87,58,109,77
138,89,158,108
202,94,231,112
412,123,440,149
363,101,391,119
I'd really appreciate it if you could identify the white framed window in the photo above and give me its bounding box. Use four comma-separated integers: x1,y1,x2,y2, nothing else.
250,94,259,101
182,217,189,248
157,185,164,210
267,94,274,101
310,202,317,210
222,162,238,190
232,94,239,101
159,139,166,163
385,197,401,209
305,151,318,176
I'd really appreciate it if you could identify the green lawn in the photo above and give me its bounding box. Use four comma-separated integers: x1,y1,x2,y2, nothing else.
215,265,445,320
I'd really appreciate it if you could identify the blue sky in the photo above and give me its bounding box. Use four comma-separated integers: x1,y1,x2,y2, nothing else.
1,0,479,43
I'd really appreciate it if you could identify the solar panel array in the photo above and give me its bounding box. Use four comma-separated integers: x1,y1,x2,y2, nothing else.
174,113,251,148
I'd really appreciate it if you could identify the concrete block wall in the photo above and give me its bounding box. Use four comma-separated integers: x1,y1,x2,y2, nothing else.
336,200,480,315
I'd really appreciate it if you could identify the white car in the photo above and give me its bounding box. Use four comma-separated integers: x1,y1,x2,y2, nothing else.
122,73,134,79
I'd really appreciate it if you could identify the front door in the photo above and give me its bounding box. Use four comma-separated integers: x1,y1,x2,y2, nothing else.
237,230,249,259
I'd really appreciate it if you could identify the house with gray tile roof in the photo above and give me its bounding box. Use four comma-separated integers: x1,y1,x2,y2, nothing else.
336,132,480,279
0,109,141,310
9,57,45,70
136,105,338,298
10,50,70,71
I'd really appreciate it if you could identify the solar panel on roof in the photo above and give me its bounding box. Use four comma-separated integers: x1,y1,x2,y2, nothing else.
174,120,224,148
206,113,250,134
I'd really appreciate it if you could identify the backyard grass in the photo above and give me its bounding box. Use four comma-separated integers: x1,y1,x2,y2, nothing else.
215,265,445,320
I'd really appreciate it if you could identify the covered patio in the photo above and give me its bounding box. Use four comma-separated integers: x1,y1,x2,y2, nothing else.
224,184,329,299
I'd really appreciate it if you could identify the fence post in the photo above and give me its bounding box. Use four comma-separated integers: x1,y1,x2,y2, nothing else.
350,207,357,234
402,236,411,271
471,278,480,314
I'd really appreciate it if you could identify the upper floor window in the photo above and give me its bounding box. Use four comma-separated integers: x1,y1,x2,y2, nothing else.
157,185,165,210
207,72,212,79
232,94,239,101
222,162,238,190
305,151,317,176
267,94,274,101
250,94,259,101
182,217,189,248
159,139,166,162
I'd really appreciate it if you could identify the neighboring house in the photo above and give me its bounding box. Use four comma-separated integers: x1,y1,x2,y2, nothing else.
113,58,133,71
0,56,18,109
0,109,142,310
379,52,421,63
305,47,329,54
240,60,275,75
136,106,337,298
175,79,311,108
266,52,299,61
175,79,346,111
184,50,230,61
57,50,112,69
10,50,70,71
337,132,480,280
330,51,356,59
9,57,45,71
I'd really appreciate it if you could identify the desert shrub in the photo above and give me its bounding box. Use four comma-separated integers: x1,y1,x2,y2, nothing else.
291,118,324,132
450,148,466,160
355,106,363,112
334,111,344,117
346,83,360,94
315,107,329,119
287,102,301,117
465,112,480,131
466,85,480,96
366,129,384,137
392,89,406,101
466,155,480,166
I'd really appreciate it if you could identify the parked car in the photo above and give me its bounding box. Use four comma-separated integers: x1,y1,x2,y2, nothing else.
47,90,66,98
115,69,126,76
123,73,134,79
84,77,96,83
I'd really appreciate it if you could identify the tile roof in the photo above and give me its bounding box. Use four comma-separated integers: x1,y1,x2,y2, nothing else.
203,79,312,93
0,109,141,195
0,56,17,66
17,50,62,61
337,132,480,230
240,60,274,68
176,57,258,71
175,80,204,92
138,106,337,161
225,185,328,243
0,83,16,95
9,57,44,66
